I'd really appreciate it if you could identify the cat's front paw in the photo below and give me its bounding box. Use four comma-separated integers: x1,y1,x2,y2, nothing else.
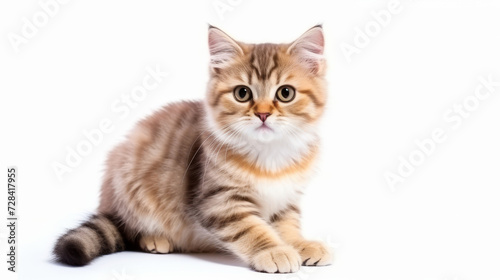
296,240,332,266
250,245,301,273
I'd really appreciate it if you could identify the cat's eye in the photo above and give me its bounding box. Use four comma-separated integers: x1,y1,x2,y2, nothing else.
275,85,296,103
233,86,253,102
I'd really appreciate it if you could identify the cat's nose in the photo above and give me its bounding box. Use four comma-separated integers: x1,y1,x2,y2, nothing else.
255,112,271,122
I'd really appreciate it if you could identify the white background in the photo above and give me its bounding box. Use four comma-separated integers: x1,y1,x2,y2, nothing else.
1,0,500,279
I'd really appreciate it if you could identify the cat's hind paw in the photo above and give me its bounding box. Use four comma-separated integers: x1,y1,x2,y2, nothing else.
139,235,172,254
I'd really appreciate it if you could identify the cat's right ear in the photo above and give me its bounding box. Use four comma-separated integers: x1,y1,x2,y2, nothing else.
208,26,244,71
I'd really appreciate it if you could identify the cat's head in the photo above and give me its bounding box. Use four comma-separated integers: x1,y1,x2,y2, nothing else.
205,25,326,145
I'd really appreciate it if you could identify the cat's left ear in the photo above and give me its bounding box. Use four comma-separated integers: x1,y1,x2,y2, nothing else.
208,25,244,71
287,25,325,75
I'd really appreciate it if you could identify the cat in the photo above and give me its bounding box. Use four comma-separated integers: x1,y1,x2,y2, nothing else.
54,25,331,273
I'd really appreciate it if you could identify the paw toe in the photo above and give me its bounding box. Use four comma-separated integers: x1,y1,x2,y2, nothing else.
298,241,332,266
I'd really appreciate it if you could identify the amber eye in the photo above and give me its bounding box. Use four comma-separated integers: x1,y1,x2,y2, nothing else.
233,86,252,102
276,85,296,103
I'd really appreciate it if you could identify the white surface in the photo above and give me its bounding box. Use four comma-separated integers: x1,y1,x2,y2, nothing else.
1,0,500,279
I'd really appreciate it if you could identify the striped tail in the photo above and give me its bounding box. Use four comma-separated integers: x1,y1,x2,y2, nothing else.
53,214,126,266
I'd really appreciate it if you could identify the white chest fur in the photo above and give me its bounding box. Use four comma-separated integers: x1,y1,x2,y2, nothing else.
254,177,308,220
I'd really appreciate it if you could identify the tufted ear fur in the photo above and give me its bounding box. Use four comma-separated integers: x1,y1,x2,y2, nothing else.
208,26,244,71
287,25,325,75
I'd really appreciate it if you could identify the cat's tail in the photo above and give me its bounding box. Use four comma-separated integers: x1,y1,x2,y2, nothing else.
53,213,127,266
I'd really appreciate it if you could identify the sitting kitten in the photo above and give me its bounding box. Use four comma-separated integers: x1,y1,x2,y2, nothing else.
54,25,331,273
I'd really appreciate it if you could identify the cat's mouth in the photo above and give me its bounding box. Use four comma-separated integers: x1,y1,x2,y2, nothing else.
256,123,273,132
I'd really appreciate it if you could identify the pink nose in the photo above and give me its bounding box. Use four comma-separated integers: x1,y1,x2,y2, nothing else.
255,112,271,122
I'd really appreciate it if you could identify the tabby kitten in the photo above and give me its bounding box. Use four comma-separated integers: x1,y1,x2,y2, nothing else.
54,25,331,273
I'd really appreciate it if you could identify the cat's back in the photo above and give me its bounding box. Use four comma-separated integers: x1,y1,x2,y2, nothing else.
129,100,205,168
102,100,206,206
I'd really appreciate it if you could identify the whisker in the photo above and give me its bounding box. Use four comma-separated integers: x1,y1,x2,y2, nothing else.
181,122,234,185
201,122,245,186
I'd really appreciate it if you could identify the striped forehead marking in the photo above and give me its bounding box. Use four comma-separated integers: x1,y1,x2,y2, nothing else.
247,44,281,85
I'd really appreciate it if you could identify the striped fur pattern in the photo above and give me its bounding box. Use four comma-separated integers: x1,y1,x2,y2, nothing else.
54,25,331,273
53,214,126,266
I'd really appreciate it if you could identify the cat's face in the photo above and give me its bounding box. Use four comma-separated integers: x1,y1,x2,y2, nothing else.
206,26,326,145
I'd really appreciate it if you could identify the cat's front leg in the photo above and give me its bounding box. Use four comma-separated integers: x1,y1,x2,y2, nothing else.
270,205,333,266
197,187,301,273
